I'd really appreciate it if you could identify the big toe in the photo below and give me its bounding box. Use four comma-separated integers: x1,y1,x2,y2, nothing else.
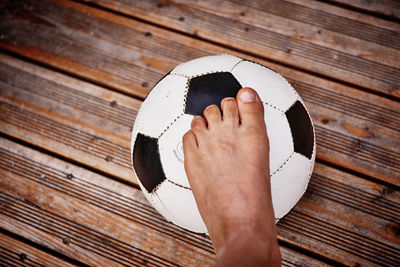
236,87,265,128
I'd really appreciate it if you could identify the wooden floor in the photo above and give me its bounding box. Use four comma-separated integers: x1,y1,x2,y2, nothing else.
0,0,399,266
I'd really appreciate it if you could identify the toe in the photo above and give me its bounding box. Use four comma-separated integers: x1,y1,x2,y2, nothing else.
221,97,239,126
203,104,222,127
191,116,207,135
191,116,207,147
236,87,265,128
182,130,198,158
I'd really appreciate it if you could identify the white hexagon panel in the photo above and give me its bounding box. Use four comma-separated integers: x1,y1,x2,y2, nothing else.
134,74,189,138
231,60,298,112
158,114,194,189
264,104,294,176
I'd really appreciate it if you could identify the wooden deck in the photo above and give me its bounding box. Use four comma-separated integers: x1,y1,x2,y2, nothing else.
0,0,399,266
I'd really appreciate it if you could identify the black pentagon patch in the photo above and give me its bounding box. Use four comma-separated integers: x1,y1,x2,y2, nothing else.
285,101,314,159
132,133,166,193
185,72,242,116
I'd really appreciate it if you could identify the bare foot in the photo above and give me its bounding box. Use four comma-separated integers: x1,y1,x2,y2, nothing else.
182,88,281,266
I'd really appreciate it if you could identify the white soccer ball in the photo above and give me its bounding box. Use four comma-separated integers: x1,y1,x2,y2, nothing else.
131,54,316,233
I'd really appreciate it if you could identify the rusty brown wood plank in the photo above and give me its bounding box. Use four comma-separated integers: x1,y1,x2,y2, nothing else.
1,47,399,186
0,138,335,267
280,163,400,266
0,138,216,266
1,137,399,266
0,0,399,100
0,52,139,184
79,0,400,98
280,246,332,267
320,0,400,20
0,232,77,267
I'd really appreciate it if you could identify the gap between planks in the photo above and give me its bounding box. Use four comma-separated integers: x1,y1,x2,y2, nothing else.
0,137,336,267
0,57,399,265
0,0,399,101
0,228,88,267
316,0,400,22
0,52,398,187
71,0,400,100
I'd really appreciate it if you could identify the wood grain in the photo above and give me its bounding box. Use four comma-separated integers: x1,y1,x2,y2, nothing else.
0,0,398,265
0,232,77,267
280,166,400,266
79,0,400,97
0,138,335,267
1,52,399,187
320,0,400,20
0,0,398,99
0,52,139,184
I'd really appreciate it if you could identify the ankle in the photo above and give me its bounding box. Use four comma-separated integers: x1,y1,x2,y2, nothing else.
215,228,281,266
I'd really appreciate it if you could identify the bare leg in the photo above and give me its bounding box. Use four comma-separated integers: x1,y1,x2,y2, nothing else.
182,88,281,266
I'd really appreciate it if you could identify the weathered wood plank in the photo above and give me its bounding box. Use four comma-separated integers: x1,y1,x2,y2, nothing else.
0,138,334,267
0,0,399,99
320,0,400,20
0,53,139,184
280,164,400,266
0,139,215,266
79,0,400,98
0,232,77,267
1,50,399,186
2,136,400,266
280,246,331,267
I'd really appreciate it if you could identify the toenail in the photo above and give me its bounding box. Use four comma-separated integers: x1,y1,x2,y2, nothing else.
239,90,256,103
222,97,235,103
193,116,203,122
205,104,218,111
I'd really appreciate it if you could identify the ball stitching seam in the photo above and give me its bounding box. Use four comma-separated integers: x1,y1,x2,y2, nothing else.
245,59,299,100
158,114,184,139
169,72,191,79
264,101,285,114
230,59,245,72
182,78,190,113
167,179,191,190
271,151,295,177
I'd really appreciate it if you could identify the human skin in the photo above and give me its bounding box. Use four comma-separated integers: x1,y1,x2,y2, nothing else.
182,87,281,266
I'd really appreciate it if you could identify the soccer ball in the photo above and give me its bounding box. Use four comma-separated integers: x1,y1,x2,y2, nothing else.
131,54,316,233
